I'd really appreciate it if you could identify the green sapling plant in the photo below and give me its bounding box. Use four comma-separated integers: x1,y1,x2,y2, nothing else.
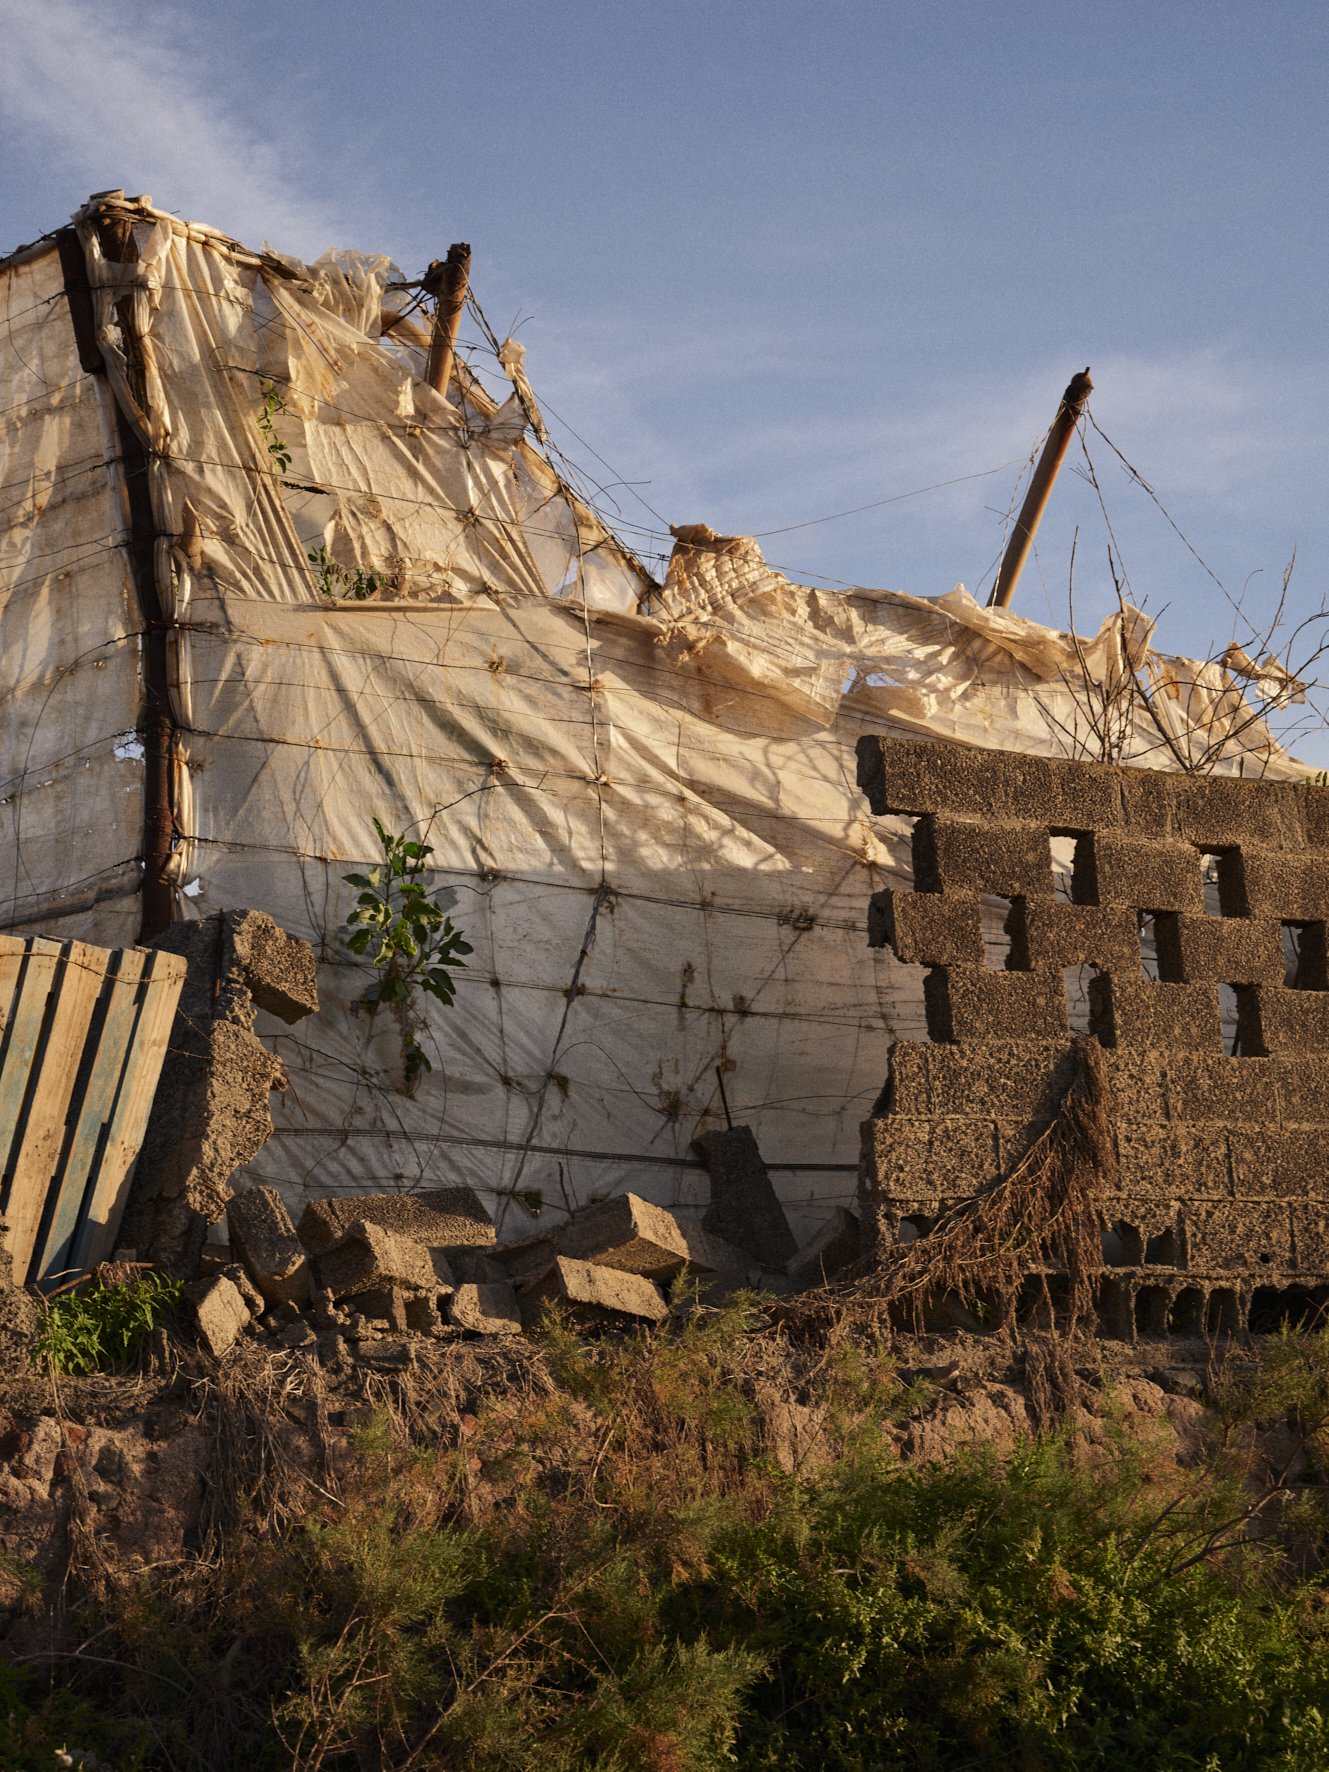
342,819,472,1090
309,543,383,602
34,1271,183,1376
256,379,292,473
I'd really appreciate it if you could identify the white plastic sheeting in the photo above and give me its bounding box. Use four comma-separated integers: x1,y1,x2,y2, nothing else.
0,245,142,941
0,198,1304,1240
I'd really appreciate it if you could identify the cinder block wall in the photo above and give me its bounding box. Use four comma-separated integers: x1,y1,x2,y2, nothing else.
856,734,1329,1338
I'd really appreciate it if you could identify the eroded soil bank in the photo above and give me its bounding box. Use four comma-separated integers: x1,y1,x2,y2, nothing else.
3,1312,1327,1770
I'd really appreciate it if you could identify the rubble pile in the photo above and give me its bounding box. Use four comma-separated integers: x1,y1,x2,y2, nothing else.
179,1130,860,1365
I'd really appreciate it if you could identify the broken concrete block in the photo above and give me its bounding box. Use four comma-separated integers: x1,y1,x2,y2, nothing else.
695,1126,798,1272
488,1231,558,1282
0,1262,37,1375
316,1221,438,1301
681,1267,789,1308
277,1318,316,1350
227,1186,310,1309
431,1245,502,1285
185,1273,250,1357
557,1193,758,1284
297,1187,495,1257
346,1284,409,1333
311,1286,349,1330
218,1262,265,1318
226,908,320,1024
787,1207,862,1289
429,1248,465,1289
522,1256,669,1324
355,1339,413,1372
405,1292,443,1336
123,909,318,1274
447,1280,522,1335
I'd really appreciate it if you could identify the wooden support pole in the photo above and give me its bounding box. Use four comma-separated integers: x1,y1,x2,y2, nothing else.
988,367,1094,610
425,243,471,397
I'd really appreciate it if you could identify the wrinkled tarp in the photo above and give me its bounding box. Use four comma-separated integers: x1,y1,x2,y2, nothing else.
0,199,1305,1240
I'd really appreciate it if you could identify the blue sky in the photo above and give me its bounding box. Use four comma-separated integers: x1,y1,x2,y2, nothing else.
1,0,1326,738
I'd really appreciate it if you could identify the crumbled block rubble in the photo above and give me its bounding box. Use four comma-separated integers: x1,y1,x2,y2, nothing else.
121,909,319,1276
186,1167,861,1365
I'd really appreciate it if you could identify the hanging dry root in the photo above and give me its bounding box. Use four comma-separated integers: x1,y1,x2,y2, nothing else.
780,1034,1115,1339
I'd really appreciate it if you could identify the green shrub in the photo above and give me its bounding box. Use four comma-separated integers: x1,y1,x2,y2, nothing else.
33,1271,183,1375
21,1315,1329,1768
0,1657,149,1768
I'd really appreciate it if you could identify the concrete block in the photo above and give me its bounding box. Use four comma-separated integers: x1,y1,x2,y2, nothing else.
1162,1053,1280,1123
1100,1197,1186,1247
925,963,1065,1044
1227,1128,1326,1199
1114,1126,1232,1200
1270,1055,1329,1125
1167,775,1307,853
1103,1052,1172,1122
1255,985,1329,1055
787,1206,861,1287
225,908,319,1024
186,1274,250,1357
1023,902,1138,973
694,1125,798,1271
1105,979,1222,1052
1289,1206,1329,1273
317,1220,437,1301
218,1262,265,1317
914,817,1054,900
1114,768,1180,843
124,909,316,1273
348,1285,409,1333
488,1231,559,1282
855,734,1123,829
522,1256,669,1324
428,1248,458,1291
1302,789,1329,853
885,1040,1074,1122
436,1247,504,1285
297,1187,494,1256
227,1186,310,1309
1185,1201,1292,1272
872,889,983,966
863,1116,1000,1204
405,1292,443,1335
1241,850,1329,923
448,1281,523,1335
1094,834,1204,914
1175,915,1284,986
558,1192,758,1283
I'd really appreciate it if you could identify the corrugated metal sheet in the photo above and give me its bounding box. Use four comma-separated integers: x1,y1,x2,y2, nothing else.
0,936,186,1286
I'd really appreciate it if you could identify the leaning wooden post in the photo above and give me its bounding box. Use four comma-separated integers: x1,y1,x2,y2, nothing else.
425,243,471,397
988,367,1094,610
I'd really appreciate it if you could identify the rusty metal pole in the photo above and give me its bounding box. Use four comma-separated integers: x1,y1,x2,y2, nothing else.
77,203,177,938
425,243,471,397
988,367,1094,610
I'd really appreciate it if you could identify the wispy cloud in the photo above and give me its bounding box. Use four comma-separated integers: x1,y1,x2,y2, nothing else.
0,0,357,256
